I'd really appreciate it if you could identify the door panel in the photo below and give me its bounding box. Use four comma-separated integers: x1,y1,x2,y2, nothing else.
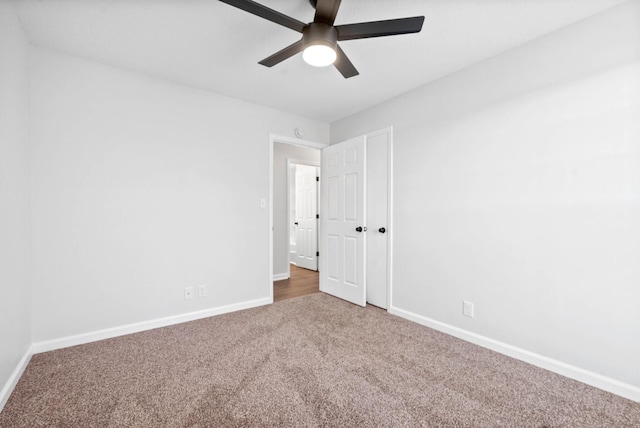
327,235,339,280
345,173,358,220
328,176,339,219
344,236,358,286
320,136,366,306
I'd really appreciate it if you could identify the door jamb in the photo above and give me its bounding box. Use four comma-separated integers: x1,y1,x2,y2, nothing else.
269,134,326,303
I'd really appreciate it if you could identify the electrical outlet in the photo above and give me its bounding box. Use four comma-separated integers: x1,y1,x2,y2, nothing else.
198,284,207,298
184,286,194,300
463,301,474,318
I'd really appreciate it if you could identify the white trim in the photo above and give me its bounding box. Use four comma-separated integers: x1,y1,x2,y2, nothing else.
287,159,321,167
0,347,32,412
389,304,640,403
273,273,289,281
32,298,271,354
269,134,326,305
387,128,394,311
271,134,326,150
269,135,274,304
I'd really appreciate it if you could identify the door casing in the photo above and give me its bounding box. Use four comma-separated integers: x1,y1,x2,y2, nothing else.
269,134,326,303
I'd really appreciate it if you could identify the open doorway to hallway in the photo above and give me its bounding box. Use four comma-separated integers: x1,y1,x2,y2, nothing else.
271,138,323,301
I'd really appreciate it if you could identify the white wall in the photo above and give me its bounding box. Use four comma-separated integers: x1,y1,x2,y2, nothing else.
273,142,320,278
332,0,640,394
30,48,329,343
0,1,31,406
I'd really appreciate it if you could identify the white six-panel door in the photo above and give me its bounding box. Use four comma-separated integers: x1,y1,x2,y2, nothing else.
294,164,318,271
320,136,366,307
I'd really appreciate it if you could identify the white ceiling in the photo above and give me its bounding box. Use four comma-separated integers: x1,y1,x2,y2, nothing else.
11,0,628,123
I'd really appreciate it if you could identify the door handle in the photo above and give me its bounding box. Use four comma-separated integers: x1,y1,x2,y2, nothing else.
378,227,386,233
355,226,363,232
294,222,298,226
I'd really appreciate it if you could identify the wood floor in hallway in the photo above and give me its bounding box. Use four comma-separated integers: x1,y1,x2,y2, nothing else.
274,264,319,302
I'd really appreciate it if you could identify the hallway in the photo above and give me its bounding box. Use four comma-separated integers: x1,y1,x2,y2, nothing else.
273,265,319,302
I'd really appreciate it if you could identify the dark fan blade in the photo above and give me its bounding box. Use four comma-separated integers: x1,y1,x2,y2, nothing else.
258,39,305,67
219,0,306,33
333,44,358,78
314,0,341,26
336,16,425,41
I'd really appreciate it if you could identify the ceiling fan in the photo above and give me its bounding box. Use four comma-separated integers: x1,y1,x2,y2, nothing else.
219,0,425,78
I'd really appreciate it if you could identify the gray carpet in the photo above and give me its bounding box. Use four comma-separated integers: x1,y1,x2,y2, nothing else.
1,293,638,427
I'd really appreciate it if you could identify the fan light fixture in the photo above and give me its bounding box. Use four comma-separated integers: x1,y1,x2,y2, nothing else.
219,0,425,79
302,23,338,67
303,44,336,67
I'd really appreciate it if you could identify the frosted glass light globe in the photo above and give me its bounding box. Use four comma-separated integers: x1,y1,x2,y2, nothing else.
303,44,337,67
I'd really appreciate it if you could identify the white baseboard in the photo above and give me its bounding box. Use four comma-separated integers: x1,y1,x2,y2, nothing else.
273,273,289,281
389,305,640,403
32,297,271,354
0,346,32,413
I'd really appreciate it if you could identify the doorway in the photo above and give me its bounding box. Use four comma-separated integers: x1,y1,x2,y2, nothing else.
269,135,325,302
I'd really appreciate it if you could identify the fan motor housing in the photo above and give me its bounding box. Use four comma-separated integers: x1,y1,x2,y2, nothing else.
303,23,338,49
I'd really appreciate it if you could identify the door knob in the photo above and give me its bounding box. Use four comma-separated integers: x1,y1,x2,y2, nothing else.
355,226,363,232
378,227,386,233
294,222,298,225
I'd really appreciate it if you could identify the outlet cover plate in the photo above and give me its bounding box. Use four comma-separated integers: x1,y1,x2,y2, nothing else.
184,286,194,300
463,300,474,318
198,284,207,298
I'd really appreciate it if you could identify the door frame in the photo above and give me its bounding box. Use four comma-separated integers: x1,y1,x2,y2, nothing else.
287,159,320,275
269,134,326,303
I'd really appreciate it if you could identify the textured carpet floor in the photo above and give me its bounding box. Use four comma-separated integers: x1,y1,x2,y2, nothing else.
1,293,638,427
